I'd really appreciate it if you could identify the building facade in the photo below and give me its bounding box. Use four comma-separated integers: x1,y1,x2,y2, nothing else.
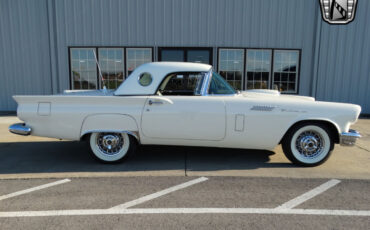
0,0,369,113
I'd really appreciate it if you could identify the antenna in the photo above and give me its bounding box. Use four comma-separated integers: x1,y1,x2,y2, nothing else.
92,49,107,94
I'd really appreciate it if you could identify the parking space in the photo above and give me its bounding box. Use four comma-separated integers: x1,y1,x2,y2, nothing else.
298,179,370,210
0,177,191,211
0,177,369,215
135,177,327,209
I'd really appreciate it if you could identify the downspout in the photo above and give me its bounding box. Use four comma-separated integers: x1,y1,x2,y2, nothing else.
46,0,59,94
311,3,323,98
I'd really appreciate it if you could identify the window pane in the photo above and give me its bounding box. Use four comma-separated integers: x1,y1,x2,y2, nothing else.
158,72,205,96
273,50,299,93
126,48,153,76
80,50,87,59
87,60,96,71
70,48,98,90
161,50,184,62
71,50,79,59
187,50,210,64
98,48,124,89
246,49,271,90
218,49,244,90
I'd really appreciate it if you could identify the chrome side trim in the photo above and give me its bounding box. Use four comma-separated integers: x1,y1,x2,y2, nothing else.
250,105,276,112
200,69,212,96
340,129,361,146
81,130,140,142
9,123,32,136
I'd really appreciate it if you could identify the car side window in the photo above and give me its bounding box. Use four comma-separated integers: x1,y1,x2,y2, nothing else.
208,72,236,95
158,72,205,96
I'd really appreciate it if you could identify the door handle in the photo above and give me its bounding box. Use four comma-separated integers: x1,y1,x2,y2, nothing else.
148,100,163,105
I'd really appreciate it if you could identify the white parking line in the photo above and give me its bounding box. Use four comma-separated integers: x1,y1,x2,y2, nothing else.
110,177,208,209
0,208,369,218
0,179,71,201
275,179,341,210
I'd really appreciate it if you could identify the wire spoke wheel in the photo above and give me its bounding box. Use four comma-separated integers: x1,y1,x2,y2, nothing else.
89,132,136,163
96,133,124,156
282,123,334,166
295,130,325,159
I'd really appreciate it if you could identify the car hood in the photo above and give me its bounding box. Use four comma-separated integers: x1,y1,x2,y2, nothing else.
240,90,315,102
239,89,361,125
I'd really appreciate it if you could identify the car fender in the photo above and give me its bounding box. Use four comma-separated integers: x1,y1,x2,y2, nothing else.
80,114,140,141
278,116,341,145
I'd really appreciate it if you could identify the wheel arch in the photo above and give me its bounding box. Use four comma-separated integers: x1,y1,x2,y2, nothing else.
81,130,139,143
80,114,140,143
280,119,340,144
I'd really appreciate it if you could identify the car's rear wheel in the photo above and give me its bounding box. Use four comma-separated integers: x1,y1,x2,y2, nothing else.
282,123,334,166
89,132,137,163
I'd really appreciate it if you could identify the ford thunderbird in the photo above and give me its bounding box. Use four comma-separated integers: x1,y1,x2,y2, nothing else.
9,62,361,166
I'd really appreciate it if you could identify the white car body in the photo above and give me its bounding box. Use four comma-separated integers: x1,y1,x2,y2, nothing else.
10,62,361,165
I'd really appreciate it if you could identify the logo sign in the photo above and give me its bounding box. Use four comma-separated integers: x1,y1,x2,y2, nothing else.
319,0,358,24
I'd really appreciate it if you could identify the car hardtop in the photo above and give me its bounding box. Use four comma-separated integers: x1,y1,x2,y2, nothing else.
114,62,212,96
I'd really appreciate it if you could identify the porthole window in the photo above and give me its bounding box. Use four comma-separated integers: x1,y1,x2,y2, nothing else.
138,72,152,86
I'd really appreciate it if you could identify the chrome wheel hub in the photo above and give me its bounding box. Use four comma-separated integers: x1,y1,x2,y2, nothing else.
96,133,124,155
295,131,324,158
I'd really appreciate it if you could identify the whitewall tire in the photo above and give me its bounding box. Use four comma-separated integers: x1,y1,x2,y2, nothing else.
89,132,137,163
282,123,334,166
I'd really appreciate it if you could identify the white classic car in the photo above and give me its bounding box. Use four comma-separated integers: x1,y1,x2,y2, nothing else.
9,62,361,166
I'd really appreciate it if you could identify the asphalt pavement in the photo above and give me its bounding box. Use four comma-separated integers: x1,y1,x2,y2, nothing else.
0,116,369,229
0,177,369,229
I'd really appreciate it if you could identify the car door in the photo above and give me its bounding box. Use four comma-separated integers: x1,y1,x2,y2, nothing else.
141,96,226,141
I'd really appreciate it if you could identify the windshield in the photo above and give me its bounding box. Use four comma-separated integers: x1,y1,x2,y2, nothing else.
208,72,237,95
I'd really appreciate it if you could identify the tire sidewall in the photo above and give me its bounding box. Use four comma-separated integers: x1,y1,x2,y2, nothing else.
283,123,333,166
89,132,130,163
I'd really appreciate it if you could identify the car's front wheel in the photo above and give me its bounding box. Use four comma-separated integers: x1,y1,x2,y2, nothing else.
89,132,137,163
282,123,334,166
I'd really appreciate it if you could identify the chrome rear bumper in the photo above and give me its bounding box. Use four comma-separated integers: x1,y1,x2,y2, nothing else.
340,129,361,146
9,123,32,136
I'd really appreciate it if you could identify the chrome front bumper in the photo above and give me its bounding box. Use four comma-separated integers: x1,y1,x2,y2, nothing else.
340,129,361,146
9,123,32,136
